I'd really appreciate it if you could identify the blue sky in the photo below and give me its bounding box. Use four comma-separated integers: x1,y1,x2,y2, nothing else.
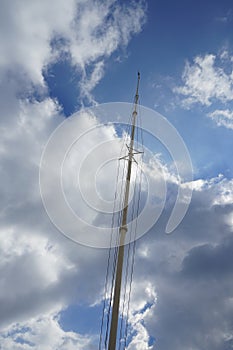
43,0,233,179
1,1,233,349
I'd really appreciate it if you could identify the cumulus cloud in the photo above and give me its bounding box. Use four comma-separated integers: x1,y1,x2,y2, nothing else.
1,1,233,349
126,280,156,350
1,95,233,349
208,109,233,129
0,0,146,348
2,109,233,350
174,53,233,108
0,313,96,350
174,51,233,130
0,229,72,328
133,175,233,350
0,0,146,99
0,0,75,85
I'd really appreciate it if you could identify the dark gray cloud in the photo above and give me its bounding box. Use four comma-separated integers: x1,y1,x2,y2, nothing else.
182,236,233,279
132,192,233,350
0,1,233,349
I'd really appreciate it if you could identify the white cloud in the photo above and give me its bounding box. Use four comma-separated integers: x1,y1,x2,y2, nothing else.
0,0,76,85
0,313,95,350
126,319,153,350
70,0,146,101
1,2,233,349
1,99,233,349
133,189,233,350
215,9,233,24
79,60,105,103
0,0,146,98
208,109,233,129
126,281,156,350
174,53,233,108
182,174,233,207
0,227,75,328
0,1,146,346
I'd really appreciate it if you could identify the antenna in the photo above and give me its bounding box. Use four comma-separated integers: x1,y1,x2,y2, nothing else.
107,72,141,350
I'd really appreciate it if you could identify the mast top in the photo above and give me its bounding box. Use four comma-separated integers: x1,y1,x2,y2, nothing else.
134,71,140,112
136,71,140,95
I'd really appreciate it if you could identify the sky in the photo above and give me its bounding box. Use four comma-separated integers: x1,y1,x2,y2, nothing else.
1,0,233,349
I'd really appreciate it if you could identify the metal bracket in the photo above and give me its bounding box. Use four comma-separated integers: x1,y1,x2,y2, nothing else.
119,145,144,164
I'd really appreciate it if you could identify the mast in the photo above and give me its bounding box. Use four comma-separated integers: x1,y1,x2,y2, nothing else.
107,72,140,350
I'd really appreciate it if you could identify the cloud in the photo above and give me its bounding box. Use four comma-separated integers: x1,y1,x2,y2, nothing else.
0,0,76,86
1,1,233,349
215,9,233,24
0,1,146,348
132,174,233,350
80,61,105,102
1,91,232,349
126,280,156,350
0,0,146,100
1,101,233,350
208,109,233,129
181,237,233,279
0,229,71,328
174,53,233,108
0,313,96,350
174,51,233,130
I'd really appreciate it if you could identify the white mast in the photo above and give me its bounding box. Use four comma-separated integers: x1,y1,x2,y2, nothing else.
107,72,140,350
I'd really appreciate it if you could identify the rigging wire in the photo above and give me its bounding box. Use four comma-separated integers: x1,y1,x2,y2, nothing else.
118,160,139,350
115,112,136,347
99,156,121,350
104,165,127,348
121,102,144,349
104,133,129,348
118,102,144,349
123,101,144,349
99,87,143,349
99,113,133,349
123,165,143,349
